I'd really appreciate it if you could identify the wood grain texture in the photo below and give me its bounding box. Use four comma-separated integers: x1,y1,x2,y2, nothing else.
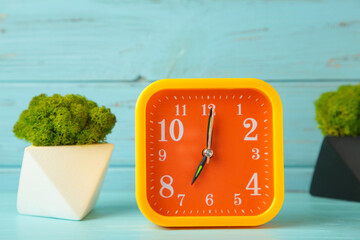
0,80,357,168
1,0,360,193
1,191,360,239
0,0,360,81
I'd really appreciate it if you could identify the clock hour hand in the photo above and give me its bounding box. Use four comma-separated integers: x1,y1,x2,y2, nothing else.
191,108,215,185
191,156,207,185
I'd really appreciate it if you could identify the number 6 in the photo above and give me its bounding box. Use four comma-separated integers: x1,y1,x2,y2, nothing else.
205,194,214,206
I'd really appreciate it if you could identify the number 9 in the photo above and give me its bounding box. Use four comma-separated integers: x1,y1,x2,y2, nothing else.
159,149,166,161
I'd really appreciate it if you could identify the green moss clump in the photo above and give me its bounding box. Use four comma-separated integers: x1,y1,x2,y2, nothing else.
315,84,360,136
13,94,116,146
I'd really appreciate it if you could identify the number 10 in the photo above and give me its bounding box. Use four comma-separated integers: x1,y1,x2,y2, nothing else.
158,119,184,142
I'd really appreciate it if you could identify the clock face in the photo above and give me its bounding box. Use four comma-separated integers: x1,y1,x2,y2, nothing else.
145,89,274,217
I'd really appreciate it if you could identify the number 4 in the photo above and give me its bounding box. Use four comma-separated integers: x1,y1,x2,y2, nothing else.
246,173,261,196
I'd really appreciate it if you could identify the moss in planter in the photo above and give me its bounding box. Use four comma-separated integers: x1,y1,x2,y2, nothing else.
13,94,116,146
315,84,360,136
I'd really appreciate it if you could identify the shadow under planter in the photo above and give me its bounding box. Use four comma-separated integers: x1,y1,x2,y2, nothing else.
310,136,360,202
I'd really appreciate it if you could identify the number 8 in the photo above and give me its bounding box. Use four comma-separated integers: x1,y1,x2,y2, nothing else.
159,175,174,198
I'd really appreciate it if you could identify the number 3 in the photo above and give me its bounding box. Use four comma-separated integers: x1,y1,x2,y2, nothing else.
252,148,260,160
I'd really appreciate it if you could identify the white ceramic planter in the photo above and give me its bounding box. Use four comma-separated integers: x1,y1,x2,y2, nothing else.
17,143,114,220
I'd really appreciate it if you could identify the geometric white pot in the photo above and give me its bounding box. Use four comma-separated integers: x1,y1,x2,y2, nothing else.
17,143,114,220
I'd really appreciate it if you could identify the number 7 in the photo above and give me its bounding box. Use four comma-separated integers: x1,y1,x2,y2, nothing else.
177,194,185,206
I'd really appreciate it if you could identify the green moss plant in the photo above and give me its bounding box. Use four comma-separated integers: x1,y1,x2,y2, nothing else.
13,94,116,146
315,84,360,137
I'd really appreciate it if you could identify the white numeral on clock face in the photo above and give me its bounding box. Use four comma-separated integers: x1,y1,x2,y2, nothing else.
169,119,184,141
177,194,185,206
234,193,242,205
252,148,260,160
175,104,186,116
158,149,166,161
246,173,261,196
202,104,216,116
244,118,258,141
205,194,214,206
160,175,174,198
237,104,242,115
158,119,184,142
158,119,167,142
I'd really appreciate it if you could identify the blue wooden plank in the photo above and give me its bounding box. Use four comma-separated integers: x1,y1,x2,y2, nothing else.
0,0,359,81
0,80,356,167
1,191,360,239
0,167,313,192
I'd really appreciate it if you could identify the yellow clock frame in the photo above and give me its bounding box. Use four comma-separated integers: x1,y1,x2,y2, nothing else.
135,78,284,227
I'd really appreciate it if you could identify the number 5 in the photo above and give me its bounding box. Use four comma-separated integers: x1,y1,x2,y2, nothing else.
234,193,242,206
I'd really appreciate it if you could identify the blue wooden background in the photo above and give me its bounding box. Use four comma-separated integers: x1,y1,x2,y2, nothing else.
0,0,359,192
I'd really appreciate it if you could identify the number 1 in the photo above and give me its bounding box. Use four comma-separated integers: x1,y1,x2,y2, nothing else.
237,104,242,115
158,119,167,142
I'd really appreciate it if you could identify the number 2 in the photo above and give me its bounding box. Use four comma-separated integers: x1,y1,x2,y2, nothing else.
244,118,258,141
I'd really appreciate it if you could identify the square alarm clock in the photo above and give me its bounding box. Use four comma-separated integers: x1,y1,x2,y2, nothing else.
135,78,284,227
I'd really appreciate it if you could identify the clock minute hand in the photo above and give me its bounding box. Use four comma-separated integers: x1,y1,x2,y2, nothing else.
191,108,215,185
206,108,215,163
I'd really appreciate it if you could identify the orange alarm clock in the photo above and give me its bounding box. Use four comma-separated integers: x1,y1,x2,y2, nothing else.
135,78,284,227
